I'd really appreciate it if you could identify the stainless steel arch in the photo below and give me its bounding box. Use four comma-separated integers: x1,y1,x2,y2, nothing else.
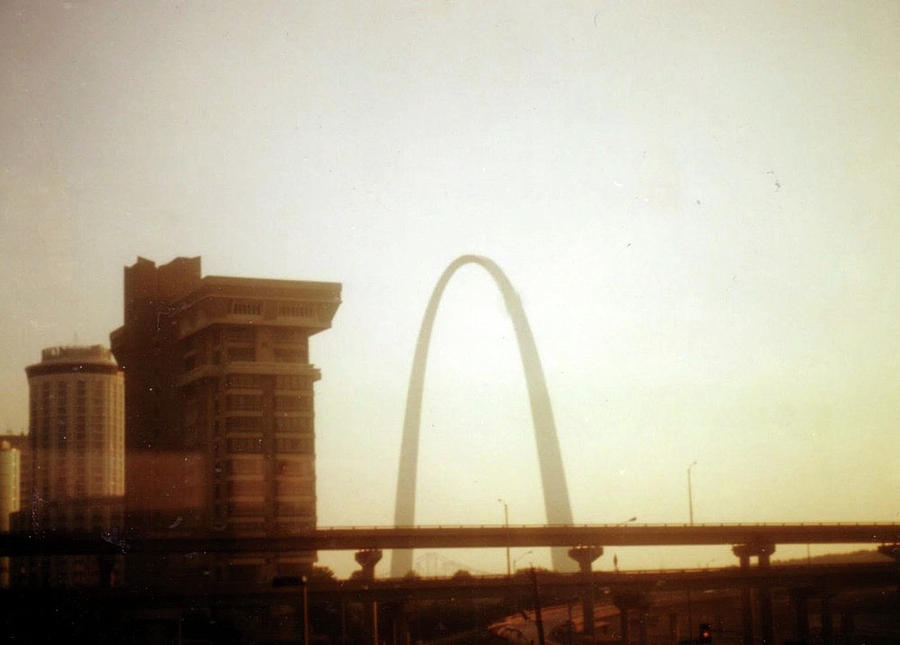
391,255,575,576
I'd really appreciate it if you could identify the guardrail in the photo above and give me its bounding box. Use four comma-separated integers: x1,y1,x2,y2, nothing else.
1,523,898,555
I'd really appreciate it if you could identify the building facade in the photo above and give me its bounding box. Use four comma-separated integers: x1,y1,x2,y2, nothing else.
110,257,341,581
0,441,20,586
21,346,125,587
0,433,27,525
24,345,125,532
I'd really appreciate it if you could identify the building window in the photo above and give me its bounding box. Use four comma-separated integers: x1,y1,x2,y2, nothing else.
226,374,261,389
274,395,310,411
272,328,304,344
227,502,264,517
225,416,261,431
227,437,263,453
277,459,309,476
278,304,314,318
273,416,310,433
232,301,262,316
273,348,306,363
275,436,313,454
275,374,308,390
227,347,256,362
226,394,262,411
227,480,266,497
276,501,314,517
225,327,255,343
227,458,263,475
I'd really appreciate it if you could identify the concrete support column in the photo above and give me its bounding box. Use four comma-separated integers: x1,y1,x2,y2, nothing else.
732,542,775,645
790,589,811,645
821,596,833,645
877,543,900,562
568,545,603,636
619,605,630,645
839,611,854,645
98,553,116,588
878,544,900,593
614,592,649,645
354,549,383,644
354,549,383,580
387,602,410,645
638,607,649,645
756,545,775,645
732,545,754,645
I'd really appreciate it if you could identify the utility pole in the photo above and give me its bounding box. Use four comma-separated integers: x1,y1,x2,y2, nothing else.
530,566,546,645
498,498,510,577
687,460,697,642
687,460,697,525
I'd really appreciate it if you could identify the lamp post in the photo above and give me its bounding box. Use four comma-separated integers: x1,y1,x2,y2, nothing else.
498,498,510,577
687,461,697,525
513,550,533,573
686,461,697,644
301,574,309,645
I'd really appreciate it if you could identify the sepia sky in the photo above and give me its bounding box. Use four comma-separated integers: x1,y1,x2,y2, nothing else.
2,1,899,576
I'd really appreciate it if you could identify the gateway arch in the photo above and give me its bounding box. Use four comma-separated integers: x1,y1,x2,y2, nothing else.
391,255,575,576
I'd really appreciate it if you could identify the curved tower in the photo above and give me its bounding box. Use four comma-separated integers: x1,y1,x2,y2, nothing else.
392,255,574,576
25,345,125,531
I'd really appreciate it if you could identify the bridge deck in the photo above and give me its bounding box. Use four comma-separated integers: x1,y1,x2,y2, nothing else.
1,523,898,555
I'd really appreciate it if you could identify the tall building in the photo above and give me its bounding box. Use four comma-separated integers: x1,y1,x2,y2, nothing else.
22,346,125,587
0,441,20,532
0,432,28,525
0,440,20,586
109,257,341,581
24,345,125,531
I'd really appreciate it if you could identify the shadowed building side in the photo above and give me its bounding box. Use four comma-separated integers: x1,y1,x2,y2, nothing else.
392,255,574,577
110,256,341,584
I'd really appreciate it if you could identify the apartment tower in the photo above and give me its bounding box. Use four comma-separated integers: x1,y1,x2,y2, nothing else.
110,257,340,581
24,345,125,530
22,346,125,587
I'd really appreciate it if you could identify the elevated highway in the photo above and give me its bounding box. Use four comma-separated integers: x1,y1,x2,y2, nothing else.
1,522,898,556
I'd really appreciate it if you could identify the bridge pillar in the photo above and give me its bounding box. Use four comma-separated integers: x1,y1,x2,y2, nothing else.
789,588,813,644
354,550,383,644
613,592,649,645
821,595,834,645
732,542,776,645
840,610,854,645
568,546,603,636
668,612,678,645
385,601,411,645
877,543,900,562
354,548,383,580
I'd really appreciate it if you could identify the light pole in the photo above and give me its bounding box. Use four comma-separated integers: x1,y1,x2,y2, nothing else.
687,460,697,525
513,550,533,572
301,575,309,645
498,498,510,577
686,461,697,645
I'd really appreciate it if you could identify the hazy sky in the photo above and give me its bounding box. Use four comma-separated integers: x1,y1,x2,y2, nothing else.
2,1,898,576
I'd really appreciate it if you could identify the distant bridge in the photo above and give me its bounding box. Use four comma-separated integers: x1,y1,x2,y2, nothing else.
3,523,898,556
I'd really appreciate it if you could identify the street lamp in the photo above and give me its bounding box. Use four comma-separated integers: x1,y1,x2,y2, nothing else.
687,460,698,525
513,550,533,572
686,461,697,645
498,498,510,577
301,575,309,645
